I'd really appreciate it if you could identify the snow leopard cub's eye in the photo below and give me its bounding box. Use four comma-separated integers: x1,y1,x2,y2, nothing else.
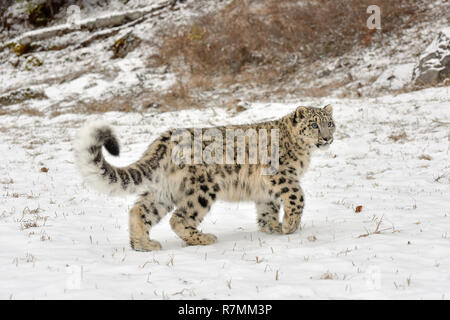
311,123,318,129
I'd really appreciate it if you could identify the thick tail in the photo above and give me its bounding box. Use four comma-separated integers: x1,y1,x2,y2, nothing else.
74,122,153,195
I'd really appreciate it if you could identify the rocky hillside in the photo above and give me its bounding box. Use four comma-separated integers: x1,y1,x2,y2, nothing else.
0,0,449,117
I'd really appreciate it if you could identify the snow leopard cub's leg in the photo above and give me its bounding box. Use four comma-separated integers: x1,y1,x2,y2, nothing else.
169,179,218,246
278,183,305,234
256,200,281,234
129,192,173,251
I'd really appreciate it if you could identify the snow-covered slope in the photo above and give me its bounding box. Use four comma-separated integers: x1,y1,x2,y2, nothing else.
1,0,449,115
0,86,449,299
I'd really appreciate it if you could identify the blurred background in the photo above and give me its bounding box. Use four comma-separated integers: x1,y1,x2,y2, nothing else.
1,0,448,116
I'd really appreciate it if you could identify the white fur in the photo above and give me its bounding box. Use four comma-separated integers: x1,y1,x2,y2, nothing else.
74,121,141,196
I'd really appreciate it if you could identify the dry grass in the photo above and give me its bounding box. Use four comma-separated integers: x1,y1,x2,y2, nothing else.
0,107,45,117
154,0,422,96
388,131,408,142
320,271,340,280
50,81,205,116
2,0,427,115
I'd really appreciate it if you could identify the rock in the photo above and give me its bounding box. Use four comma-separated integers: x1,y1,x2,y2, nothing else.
110,32,142,59
318,68,332,78
374,63,415,90
25,56,43,71
0,88,47,107
412,28,450,85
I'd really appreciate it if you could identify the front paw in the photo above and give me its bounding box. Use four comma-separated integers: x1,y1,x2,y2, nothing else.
282,217,300,234
185,232,217,246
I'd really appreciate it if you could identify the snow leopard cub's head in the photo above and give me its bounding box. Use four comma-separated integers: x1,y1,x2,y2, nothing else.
291,105,335,150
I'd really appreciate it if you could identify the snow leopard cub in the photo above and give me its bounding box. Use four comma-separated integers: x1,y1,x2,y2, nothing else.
75,105,335,251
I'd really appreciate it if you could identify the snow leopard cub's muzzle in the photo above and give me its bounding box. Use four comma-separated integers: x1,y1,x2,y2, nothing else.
316,137,334,149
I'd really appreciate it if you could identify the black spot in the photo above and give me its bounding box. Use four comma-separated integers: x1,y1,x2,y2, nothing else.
128,168,142,185
292,188,299,192
137,164,152,180
188,166,197,174
117,169,130,187
141,204,150,214
213,184,220,192
107,168,117,183
187,201,194,208
200,185,209,193
224,165,233,175
160,135,170,142
289,201,296,206
209,193,216,200
198,196,208,208
300,196,304,202
190,211,198,220
174,212,184,219
104,137,120,156
278,177,286,184
186,189,195,196
289,194,297,200
281,187,289,193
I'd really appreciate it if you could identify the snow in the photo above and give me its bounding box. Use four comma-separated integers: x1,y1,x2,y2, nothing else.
373,63,415,90
1,0,449,301
0,86,449,300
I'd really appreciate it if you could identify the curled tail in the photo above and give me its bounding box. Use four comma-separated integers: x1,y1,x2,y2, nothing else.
74,122,156,195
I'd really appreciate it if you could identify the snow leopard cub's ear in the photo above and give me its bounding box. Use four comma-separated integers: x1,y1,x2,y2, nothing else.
323,104,333,115
293,106,307,125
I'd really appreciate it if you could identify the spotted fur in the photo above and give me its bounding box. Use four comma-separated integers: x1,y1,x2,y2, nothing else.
74,105,335,251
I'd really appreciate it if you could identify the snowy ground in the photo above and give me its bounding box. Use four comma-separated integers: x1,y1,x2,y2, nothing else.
0,86,449,299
